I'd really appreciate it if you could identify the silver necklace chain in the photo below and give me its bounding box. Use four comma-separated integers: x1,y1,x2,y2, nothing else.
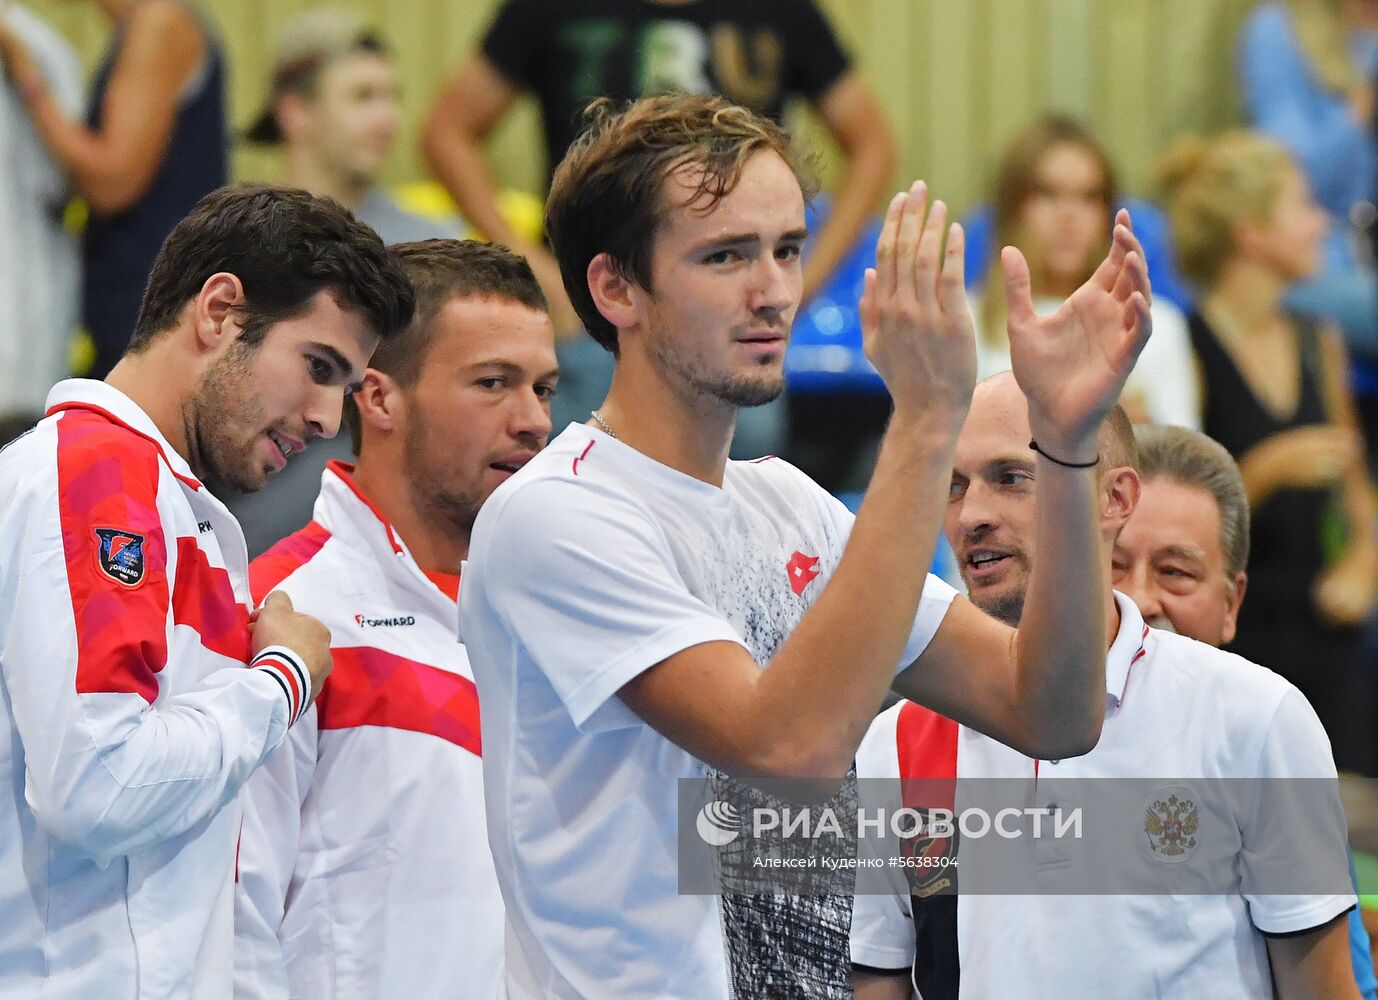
590,409,618,439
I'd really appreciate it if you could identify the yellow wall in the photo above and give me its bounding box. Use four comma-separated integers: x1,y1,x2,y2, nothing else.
28,0,1258,214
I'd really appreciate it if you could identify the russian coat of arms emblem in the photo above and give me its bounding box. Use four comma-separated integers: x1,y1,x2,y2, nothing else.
1144,792,1199,862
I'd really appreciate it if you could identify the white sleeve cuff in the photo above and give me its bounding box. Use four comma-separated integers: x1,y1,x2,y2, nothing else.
1250,894,1357,936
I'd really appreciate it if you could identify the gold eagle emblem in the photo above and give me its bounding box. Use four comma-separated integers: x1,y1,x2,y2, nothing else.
1144,793,1199,859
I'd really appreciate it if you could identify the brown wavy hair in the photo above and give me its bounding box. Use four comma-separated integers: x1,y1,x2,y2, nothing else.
545,94,815,354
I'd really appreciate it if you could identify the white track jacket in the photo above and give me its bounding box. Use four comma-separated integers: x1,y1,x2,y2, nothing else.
0,380,304,999
234,461,502,999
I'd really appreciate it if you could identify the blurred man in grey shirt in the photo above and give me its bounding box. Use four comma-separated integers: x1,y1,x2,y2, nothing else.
233,7,462,556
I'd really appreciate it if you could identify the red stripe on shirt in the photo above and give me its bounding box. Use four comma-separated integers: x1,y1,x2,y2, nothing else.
57,410,172,702
1131,624,1150,665
895,700,960,812
315,646,481,756
572,440,594,476
895,700,960,780
47,401,202,490
171,536,250,663
1121,624,1152,705
254,655,302,722
249,521,333,604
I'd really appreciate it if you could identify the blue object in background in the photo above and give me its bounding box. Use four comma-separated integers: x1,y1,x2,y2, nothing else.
1350,849,1378,1000
786,199,887,394
784,195,1197,399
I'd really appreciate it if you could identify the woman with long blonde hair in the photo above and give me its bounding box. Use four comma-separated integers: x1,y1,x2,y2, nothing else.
1162,129,1378,775
976,116,1198,428
1238,0,1378,353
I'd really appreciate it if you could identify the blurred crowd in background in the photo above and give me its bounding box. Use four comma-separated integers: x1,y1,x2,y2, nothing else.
5,0,1378,862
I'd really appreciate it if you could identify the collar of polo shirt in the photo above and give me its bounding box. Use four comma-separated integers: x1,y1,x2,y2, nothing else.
1104,592,1150,709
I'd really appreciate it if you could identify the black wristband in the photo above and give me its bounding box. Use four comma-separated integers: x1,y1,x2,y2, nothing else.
1029,439,1099,468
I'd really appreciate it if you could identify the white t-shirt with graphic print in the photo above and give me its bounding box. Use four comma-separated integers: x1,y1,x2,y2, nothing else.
459,423,957,999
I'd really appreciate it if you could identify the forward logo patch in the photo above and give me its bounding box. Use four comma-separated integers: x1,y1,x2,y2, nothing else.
94,528,147,587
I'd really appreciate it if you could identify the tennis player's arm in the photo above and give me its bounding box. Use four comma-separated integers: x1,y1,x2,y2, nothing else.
852,968,913,1000
19,0,202,213
891,449,1107,758
1267,914,1363,1000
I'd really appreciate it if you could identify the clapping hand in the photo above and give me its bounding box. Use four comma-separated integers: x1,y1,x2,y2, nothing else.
1004,208,1152,460
859,181,977,433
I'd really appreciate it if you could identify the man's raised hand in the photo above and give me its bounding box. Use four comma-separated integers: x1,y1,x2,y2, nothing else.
860,180,977,432
1003,208,1152,458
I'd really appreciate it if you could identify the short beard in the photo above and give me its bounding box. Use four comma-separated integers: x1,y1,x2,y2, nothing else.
1144,615,1177,634
974,588,1026,628
650,334,785,408
188,341,260,493
402,414,483,540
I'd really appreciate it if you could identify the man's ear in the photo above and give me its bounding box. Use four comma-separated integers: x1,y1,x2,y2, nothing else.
1102,465,1141,534
1221,571,1248,646
353,369,403,438
587,253,642,334
192,273,247,353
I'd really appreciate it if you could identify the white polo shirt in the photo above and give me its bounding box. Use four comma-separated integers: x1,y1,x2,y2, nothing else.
851,594,1356,1000
459,423,957,999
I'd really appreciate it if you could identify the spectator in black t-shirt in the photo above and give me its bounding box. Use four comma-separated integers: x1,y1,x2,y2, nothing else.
422,0,895,446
